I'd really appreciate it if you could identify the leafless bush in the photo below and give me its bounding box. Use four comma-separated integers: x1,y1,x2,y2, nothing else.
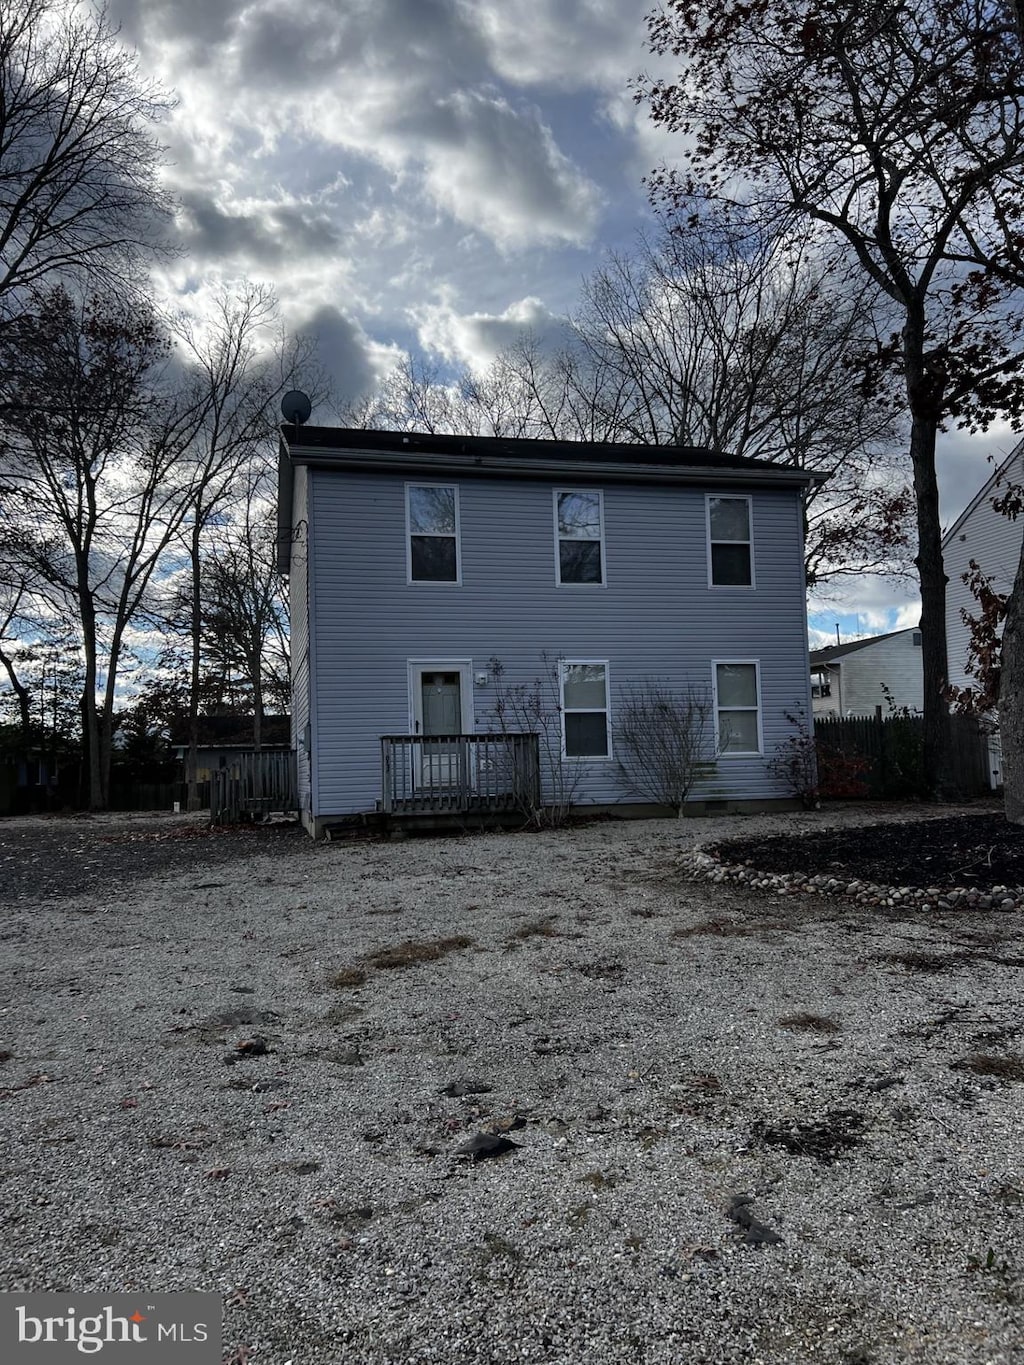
614,682,717,814
768,709,821,808
488,653,587,828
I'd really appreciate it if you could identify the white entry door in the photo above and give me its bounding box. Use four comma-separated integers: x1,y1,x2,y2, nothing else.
410,662,472,790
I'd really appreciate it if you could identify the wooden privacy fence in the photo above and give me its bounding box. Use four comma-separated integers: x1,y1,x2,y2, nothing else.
813,712,994,797
211,750,298,824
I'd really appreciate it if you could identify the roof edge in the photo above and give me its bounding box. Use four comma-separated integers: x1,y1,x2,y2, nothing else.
941,436,1024,548
280,427,822,489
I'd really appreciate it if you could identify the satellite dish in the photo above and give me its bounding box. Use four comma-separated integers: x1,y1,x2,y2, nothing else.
281,390,312,425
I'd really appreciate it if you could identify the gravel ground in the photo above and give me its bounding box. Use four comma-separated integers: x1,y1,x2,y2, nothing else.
1,805,1023,1365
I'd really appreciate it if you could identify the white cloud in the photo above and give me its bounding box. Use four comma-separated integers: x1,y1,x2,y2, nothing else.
475,1,645,91
417,91,601,248
173,190,346,268
808,577,921,647
102,0,665,417
131,0,604,255
414,296,573,369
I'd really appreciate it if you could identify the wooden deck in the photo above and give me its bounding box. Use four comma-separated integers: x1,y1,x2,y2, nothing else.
380,733,540,817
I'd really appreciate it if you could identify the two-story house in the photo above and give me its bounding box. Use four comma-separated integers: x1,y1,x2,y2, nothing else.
276,425,819,836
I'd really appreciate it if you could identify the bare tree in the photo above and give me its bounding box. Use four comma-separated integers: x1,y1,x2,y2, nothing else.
0,285,198,808
354,218,911,587
639,0,1024,800
570,219,912,585
0,580,35,738
347,354,500,435
198,483,290,746
993,472,1024,820
170,284,318,807
0,0,173,327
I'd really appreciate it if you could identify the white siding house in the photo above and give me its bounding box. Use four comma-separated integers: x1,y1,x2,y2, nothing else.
943,439,1024,695
810,627,923,718
941,439,1023,788
277,426,820,836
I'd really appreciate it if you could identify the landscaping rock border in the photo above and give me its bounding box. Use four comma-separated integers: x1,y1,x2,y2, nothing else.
681,844,1024,912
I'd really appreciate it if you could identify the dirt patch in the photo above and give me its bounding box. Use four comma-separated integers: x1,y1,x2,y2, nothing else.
879,950,969,974
673,916,787,939
951,1052,1024,1081
330,967,368,989
3,804,1024,1364
366,935,475,969
711,812,1024,891
507,915,560,942
778,1012,842,1034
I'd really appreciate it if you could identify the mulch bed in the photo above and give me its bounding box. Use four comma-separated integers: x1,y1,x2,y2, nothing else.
711,813,1024,891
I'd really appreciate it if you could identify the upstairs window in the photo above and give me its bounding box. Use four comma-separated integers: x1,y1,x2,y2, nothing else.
407,484,460,583
555,490,604,585
707,495,753,587
714,661,762,755
561,661,611,758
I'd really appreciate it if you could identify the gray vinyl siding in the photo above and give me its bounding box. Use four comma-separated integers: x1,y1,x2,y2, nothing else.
944,444,1024,693
288,465,314,820
305,469,812,818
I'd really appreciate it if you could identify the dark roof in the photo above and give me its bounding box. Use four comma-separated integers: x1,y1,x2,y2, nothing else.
277,425,823,573
280,424,808,473
810,626,919,666
171,715,291,747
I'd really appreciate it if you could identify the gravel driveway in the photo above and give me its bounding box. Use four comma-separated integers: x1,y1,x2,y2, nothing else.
1,808,1022,1365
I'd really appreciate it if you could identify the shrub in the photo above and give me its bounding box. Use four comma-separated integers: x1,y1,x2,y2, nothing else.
614,682,717,814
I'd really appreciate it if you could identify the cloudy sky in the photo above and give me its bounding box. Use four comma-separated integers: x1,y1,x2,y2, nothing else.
108,0,1019,647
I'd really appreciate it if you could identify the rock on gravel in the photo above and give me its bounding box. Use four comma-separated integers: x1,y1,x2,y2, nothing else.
1,805,1023,1365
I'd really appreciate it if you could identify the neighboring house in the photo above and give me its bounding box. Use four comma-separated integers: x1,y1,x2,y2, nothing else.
942,438,1024,788
171,714,291,781
809,628,923,718
276,425,820,836
943,438,1024,697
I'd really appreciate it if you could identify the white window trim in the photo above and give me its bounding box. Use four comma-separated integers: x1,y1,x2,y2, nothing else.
406,482,462,586
706,493,755,590
559,658,612,760
712,658,763,757
553,488,606,587
406,659,475,736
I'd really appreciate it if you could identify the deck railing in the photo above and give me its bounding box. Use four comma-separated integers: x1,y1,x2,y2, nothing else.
380,733,540,815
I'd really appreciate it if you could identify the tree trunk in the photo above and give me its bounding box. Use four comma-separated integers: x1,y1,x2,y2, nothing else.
99,707,114,811
904,314,953,799
1000,540,1024,824
186,521,203,812
98,621,129,813
252,673,263,752
79,584,105,811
